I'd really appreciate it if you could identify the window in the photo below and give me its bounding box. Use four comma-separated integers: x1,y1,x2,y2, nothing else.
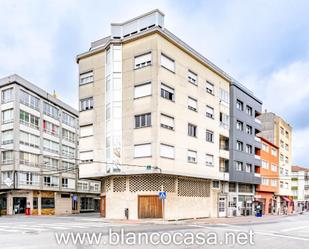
161,53,175,72
161,84,175,101
43,157,59,169
80,125,93,137
20,110,39,129
43,176,59,187
236,120,243,131
2,109,13,124
271,164,277,172
188,97,197,111
134,82,151,98
236,141,243,151
246,144,253,154
80,151,94,163
43,139,59,154
280,154,284,161
188,123,197,137
20,152,39,167
80,97,94,111
160,114,174,130
219,88,229,104
271,148,277,156
135,113,151,128
41,198,55,209
285,131,289,138
20,131,40,148
188,70,197,85
2,130,13,145
246,125,253,135
62,128,75,142
206,81,214,94
206,154,214,166
134,52,151,69
212,181,220,188
43,120,59,136
187,150,197,163
62,145,75,158
262,143,268,152
43,102,59,119
18,172,39,186
160,144,175,159
206,130,214,143
20,90,39,110
206,105,214,119
220,112,229,129
1,88,13,103
62,178,68,188
62,112,76,128
280,127,284,135
285,143,289,151
134,144,151,158
61,161,75,170
271,179,277,186
246,105,253,116
262,177,269,186
79,71,94,85
246,163,252,173
236,99,243,111
235,161,243,171
285,156,289,164
2,151,13,164
262,160,269,169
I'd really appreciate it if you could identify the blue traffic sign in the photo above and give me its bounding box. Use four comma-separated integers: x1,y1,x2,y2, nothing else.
159,191,166,200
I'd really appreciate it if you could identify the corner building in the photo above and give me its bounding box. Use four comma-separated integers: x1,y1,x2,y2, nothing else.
77,10,260,219
0,75,100,215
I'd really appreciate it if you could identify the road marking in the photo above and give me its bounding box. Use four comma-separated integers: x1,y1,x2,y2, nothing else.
281,225,309,232
0,228,21,233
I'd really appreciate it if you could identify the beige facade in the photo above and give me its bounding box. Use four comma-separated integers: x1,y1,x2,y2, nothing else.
77,10,232,220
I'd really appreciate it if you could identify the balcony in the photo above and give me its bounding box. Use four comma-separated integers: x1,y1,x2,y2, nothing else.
254,173,261,177
255,155,261,160
254,136,261,142
255,118,261,124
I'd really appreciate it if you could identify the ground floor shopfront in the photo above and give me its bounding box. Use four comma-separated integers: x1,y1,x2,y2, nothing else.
99,174,224,220
254,192,276,215
0,190,99,215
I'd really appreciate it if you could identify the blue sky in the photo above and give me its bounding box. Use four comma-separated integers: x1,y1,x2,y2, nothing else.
1,0,309,166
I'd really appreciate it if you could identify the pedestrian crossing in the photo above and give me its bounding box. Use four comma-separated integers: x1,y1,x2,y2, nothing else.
0,221,127,234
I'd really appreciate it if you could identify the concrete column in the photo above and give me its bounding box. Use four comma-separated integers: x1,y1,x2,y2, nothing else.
38,191,41,215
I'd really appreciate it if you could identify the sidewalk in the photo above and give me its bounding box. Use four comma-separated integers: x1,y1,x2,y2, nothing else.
98,213,302,225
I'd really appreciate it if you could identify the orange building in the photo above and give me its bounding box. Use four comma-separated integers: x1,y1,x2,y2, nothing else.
255,137,279,214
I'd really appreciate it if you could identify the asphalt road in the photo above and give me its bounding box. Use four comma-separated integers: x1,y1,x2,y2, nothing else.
0,213,308,249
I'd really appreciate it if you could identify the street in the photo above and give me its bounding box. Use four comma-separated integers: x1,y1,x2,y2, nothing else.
0,214,308,249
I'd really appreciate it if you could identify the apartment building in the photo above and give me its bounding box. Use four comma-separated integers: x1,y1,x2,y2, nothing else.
291,166,309,212
228,82,262,216
0,74,100,216
77,10,234,220
259,112,293,214
255,137,279,215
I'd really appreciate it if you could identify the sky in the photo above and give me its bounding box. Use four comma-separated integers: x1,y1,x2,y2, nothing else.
0,0,309,167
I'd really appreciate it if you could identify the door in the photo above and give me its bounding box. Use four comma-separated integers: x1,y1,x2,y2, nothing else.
100,196,106,217
13,197,26,214
218,197,226,217
138,195,162,219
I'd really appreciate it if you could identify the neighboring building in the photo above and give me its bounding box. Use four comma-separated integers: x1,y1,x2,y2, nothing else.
255,137,279,215
259,112,293,214
0,74,100,216
77,10,235,220
228,82,262,216
291,166,309,212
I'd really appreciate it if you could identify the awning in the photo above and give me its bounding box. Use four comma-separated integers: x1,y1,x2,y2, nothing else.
281,196,291,202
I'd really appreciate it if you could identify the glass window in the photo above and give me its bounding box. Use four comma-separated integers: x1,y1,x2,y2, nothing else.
20,131,40,148
236,99,244,111
1,88,13,103
188,70,197,85
188,97,197,111
135,113,151,128
206,81,214,94
206,154,214,166
161,84,175,101
219,88,229,104
236,120,243,131
187,150,197,163
1,130,13,145
43,120,59,136
206,105,214,119
43,139,59,154
80,97,94,111
62,112,76,128
43,102,59,119
2,151,13,164
20,110,39,129
188,123,197,137
20,90,39,110
79,71,94,85
2,109,13,124
160,114,174,130
236,141,243,151
134,52,152,69
206,130,214,142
